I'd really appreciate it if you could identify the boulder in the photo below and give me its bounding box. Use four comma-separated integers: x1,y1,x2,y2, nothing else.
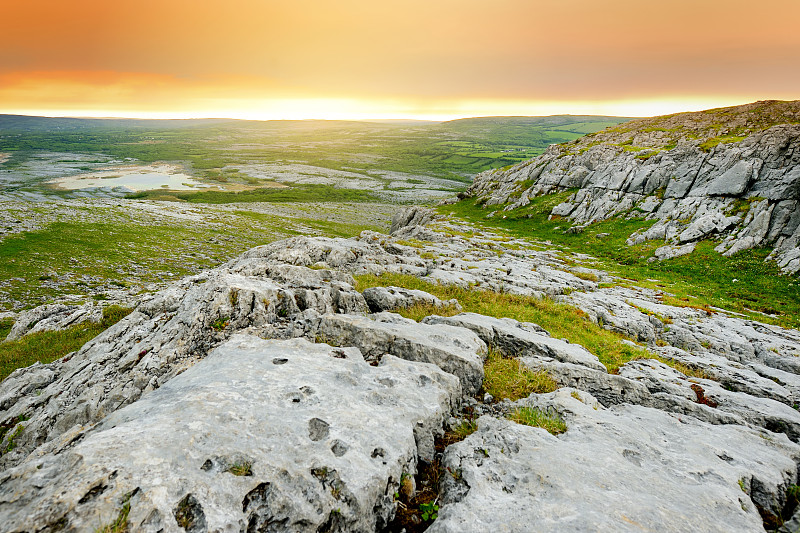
422,312,606,372
5,302,103,341
362,286,461,314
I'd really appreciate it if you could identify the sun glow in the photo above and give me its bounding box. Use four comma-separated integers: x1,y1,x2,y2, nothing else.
3,95,779,122
2,0,799,121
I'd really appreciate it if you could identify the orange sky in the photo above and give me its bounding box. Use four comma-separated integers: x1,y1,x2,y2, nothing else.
3,0,800,120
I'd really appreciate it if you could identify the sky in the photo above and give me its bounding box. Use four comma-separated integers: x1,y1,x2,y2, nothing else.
3,0,800,120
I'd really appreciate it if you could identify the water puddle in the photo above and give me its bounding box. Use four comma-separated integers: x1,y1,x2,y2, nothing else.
48,164,215,192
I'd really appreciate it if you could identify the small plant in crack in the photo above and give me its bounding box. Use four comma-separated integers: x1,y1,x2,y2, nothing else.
227,461,253,477
211,317,230,331
420,500,439,521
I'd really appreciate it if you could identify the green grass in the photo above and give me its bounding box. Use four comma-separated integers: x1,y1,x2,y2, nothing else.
95,500,131,533
354,272,651,372
508,407,567,435
449,419,478,441
0,305,132,382
698,135,748,152
0,204,387,311
440,197,800,329
0,221,218,307
483,349,558,400
227,461,253,476
127,184,378,204
0,318,13,341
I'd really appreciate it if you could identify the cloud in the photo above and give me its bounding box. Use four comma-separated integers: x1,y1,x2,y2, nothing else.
2,0,799,118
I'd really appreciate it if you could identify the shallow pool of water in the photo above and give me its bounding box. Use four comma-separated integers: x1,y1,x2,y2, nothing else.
49,166,212,192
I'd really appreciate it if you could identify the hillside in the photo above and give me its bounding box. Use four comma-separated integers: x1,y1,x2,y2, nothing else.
466,100,800,274
2,209,800,532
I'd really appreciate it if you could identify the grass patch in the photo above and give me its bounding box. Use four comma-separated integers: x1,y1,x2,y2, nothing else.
0,305,132,383
483,349,557,400
508,407,567,435
0,317,13,341
127,183,378,204
95,499,131,533
440,198,800,329
698,135,747,152
653,357,712,380
573,271,599,282
626,301,672,324
448,419,478,441
354,272,651,372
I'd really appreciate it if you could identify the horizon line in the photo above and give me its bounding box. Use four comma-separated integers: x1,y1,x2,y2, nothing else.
0,111,637,123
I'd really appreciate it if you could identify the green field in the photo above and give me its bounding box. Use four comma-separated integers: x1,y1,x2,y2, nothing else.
440,196,800,328
0,115,629,189
0,202,390,311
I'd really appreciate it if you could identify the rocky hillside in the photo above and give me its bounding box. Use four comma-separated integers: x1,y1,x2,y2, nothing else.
2,208,800,532
467,100,800,273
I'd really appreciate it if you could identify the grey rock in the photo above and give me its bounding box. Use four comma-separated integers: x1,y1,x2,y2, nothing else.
422,312,606,372
0,262,370,469
390,206,438,235
302,312,486,395
468,114,800,272
431,390,800,533
519,355,650,406
0,335,461,533
6,302,103,341
651,242,696,261
2,206,800,533
362,286,461,314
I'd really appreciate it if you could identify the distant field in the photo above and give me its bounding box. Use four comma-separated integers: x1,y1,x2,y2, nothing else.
0,114,629,310
0,115,630,201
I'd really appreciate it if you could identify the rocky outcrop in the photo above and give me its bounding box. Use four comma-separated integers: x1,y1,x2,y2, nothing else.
2,208,800,531
6,302,103,341
468,101,800,273
432,390,800,533
362,286,461,314
298,311,486,395
0,335,461,532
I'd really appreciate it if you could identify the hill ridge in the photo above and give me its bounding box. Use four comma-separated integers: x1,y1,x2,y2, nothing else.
466,100,800,274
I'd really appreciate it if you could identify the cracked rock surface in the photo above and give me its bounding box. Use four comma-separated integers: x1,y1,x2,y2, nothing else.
1,206,799,532
0,335,460,532
431,390,800,533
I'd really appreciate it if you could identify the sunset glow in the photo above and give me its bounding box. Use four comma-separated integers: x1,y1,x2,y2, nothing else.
4,0,800,120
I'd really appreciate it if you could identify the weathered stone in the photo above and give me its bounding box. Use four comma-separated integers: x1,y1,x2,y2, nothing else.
0,335,461,533
2,203,800,533
362,286,461,314
6,302,103,341
390,206,437,235
651,242,696,261
422,312,606,371
468,105,800,273
301,312,486,395
431,390,800,533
